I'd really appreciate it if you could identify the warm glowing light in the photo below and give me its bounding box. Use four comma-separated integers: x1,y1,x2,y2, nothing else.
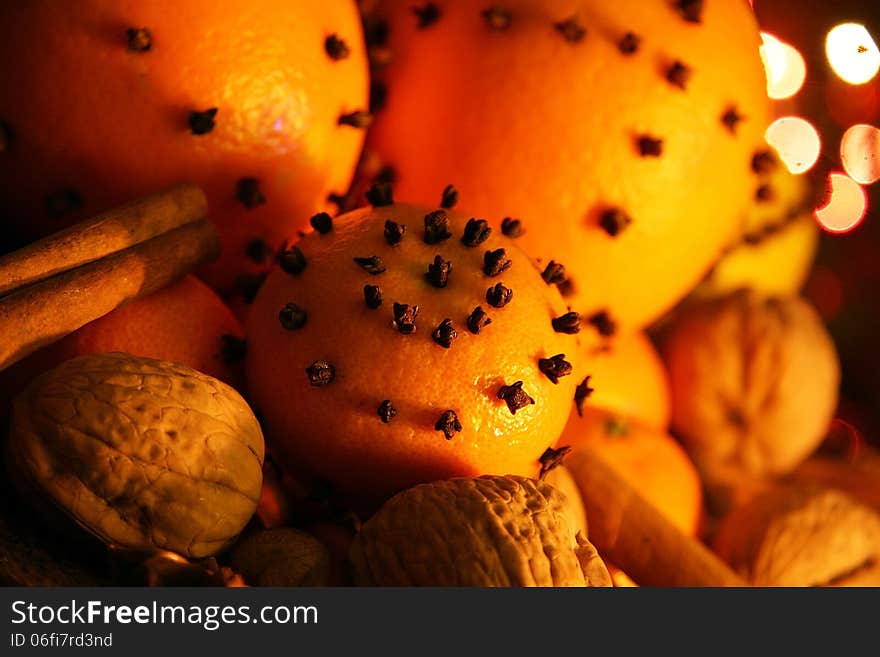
814,172,868,233
765,117,821,174
840,124,880,184
760,33,807,99
826,23,880,85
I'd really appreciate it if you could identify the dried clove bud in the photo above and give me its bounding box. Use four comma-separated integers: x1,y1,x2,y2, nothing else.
541,261,567,286
412,3,441,29
587,310,617,337
599,208,633,237
426,255,453,288
466,306,492,334
486,282,513,308
483,248,512,276
338,110,373,129
366,182,394,207
552,311,581,334
423,210,452,244
392,303,419,334
574,375,595,417
435,410,462,439
618,32,641,54
220,335,247,364
384,220,406,246
375,165,397,184
354,255,386,275
279,303,308,330
497,381,535,415
306,360,335,387
363,284,383,309
310,212,333,234
440,184,458,209
554,17,586,43
676,0,704,24
481,6,512,30
245,239,273,264
557,277,576,298
755,184,774,203
126,28,152,52
236,177,266,208
377,400,397,423
722,106,744,134
538,445,572,480
500,217,523,237
431,318,458,348
278,245,307,275
324,34,350,60
188,108,218,135
461,218,491,247
538,354,573,384
637,135,663,157
751,150,777,174
666,60,692,89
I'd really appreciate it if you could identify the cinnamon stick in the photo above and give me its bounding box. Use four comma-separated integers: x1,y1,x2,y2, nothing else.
565,445,746,587
0,219,220,372
0,182,207,297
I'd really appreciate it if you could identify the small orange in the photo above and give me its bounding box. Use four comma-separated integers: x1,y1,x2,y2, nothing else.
246,190,593,501
363,0,773,331
0,0,368,297
577,331,670,429
0,275,244,417
559,408,704,537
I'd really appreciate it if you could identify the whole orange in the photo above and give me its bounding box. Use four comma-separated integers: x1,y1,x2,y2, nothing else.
0,0,368,298
559,408,704,537
577,331,670,429
246,196,590,501
364,0,773,331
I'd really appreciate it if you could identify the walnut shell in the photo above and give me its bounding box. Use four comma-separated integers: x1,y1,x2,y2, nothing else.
661,290,839,479
349,474,611,587
7,352,264,558
542,465,588,539
228,528,331,587
713,484,880,586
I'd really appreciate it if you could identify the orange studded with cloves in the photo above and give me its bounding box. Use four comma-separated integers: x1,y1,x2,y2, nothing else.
363,0,773,332
245,190,590,501
0,0,369,300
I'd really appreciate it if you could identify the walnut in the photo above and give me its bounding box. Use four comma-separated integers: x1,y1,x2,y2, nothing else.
542,465,588,539
228,528,331,586
660,290,839,481
7,352,264,558
713,484,880,586
349,474,611,587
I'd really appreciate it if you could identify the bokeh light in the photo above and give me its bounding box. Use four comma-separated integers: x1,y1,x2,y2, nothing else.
825,23,880,85
765,117,822,174
840,124,880,184
814,172,868,233
760,32,807,99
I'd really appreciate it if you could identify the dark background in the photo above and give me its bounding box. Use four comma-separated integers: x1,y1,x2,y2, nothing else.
754,0,880,449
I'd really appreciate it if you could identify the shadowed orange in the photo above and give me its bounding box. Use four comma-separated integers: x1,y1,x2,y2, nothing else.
0,0,368,298
365,0,773,332
558,408,704,537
